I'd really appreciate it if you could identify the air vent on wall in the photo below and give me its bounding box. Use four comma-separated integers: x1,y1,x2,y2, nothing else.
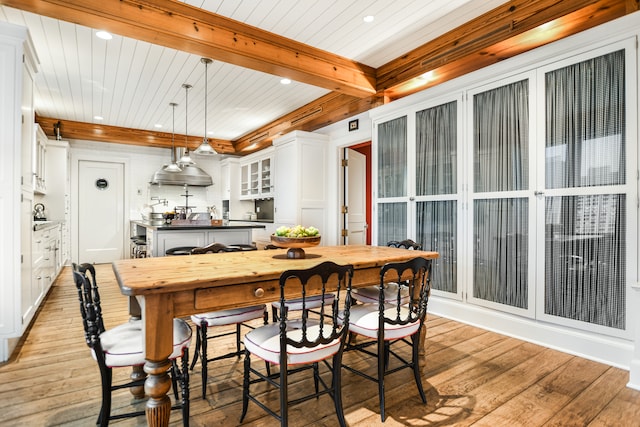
290,107,323,126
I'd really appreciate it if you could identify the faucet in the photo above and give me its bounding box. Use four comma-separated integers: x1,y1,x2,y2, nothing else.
150,197,168,207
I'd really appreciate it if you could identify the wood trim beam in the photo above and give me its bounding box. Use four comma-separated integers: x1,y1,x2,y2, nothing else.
3,0,376,98
35,115,235,154
234,93,385,154
17,0,640,155
377,0,635,96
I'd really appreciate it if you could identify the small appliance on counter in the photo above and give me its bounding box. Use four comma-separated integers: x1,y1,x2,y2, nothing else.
33,203,47,221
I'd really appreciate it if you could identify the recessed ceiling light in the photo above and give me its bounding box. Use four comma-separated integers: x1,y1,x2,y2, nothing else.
96,31,112,40
94,115,104,121
280,78,291,85
363,15,374,23
154,123,163,128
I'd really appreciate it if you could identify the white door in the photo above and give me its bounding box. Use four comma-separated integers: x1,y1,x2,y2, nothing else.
78,160,125,264
345,148,367,245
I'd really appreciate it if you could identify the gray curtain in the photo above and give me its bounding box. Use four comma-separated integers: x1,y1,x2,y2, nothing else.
378,116,407,198
377,116,408,244
544,50,625,329
377,202,407,246
416,101,457,293
473,80,529,309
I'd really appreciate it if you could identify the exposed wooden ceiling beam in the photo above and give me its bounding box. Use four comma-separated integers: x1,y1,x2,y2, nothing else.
35,115,235,154
2,0,376,98
380,0,635,99
234,93,385,154
12,0,640,155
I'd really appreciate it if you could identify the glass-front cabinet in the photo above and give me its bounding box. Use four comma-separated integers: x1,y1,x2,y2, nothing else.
240,147,274,200
372,38,635,339
375,96,462,300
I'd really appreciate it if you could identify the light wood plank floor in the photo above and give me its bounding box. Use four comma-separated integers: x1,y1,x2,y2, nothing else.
1,264,639,426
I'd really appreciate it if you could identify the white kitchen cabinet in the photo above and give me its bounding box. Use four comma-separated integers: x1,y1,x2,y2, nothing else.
240,147,274,199
24,223,60,331
43,140,70,265
273,131,328,234
139,223,256,257
0,21,39,362
33,125,48,194
220,157,246,218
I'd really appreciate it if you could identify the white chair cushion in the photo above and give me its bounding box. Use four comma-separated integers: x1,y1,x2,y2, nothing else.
341,304,420,340
271,293,335,311
244,319,341,366
190,304,266,327
97,318,192,368
353,282,410,305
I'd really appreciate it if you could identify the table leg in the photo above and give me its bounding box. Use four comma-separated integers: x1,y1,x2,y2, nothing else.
419,319,426,356
141,294,175,427
144,359,173,426
130,365,147,399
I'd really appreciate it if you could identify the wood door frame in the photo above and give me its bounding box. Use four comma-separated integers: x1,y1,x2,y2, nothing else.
341,141,372,245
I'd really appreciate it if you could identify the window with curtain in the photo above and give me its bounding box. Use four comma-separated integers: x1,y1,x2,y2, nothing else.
377,202,407,246
377,116,407,244
416,101,457,294
473,79,529,309
544,49,625,329
378,116,407,198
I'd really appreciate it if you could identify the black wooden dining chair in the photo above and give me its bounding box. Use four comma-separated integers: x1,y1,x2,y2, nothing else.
72,263,192,426
341,256,432,422
263,243,336,323
352,239,422,305
188,242,268,399
240,261,354,427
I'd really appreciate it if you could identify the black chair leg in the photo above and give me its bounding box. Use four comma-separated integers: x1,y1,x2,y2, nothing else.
378,340,386,422
201,324,208,399
171,361,179,400
190,325,201,371
240,351,250,423
412,332,426,403
99,367,112,427
332,354,347,427
313,362,320,396
235,323,242,355
181,348,191,426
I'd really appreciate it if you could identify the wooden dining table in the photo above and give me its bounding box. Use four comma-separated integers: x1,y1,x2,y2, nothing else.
112,244,439,427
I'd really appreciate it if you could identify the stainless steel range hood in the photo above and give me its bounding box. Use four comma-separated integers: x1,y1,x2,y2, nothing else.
150,148,213,187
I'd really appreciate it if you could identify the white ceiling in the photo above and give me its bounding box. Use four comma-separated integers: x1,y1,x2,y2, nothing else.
0,0,507,142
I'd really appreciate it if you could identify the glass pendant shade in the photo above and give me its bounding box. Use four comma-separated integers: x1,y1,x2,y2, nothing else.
194,57,218,156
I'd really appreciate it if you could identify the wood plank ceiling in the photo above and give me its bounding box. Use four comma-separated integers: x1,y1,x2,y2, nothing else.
1,0,638,155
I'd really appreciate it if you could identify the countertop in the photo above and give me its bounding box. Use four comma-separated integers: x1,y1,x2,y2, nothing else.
33,220,64,231
131,220,265,231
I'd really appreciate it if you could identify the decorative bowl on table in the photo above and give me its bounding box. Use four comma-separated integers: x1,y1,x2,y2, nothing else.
270,235,321,259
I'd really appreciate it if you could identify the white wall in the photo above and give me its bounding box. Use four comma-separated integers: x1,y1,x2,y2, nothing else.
70,140,223,219
68,139,222,262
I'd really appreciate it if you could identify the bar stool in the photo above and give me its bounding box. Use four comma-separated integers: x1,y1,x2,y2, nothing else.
166,246,198,256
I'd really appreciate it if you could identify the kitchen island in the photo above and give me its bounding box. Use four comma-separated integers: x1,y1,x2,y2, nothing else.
131,220,266,257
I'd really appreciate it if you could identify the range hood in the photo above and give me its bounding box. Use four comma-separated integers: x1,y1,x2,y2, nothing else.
150,148,213,187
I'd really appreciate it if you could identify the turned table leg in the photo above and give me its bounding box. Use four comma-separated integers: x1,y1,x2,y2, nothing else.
144,359,173,427
140,294,175,427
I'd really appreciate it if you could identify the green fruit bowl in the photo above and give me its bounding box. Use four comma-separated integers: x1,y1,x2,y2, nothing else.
270,235,321,258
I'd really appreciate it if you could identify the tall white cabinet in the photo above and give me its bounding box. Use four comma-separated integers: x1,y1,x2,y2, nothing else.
273,131,329,237
0,22,39,362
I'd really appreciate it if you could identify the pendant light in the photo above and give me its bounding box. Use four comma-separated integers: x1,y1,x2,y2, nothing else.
178,83,195,165
194,57,218,155
162,102,182,172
